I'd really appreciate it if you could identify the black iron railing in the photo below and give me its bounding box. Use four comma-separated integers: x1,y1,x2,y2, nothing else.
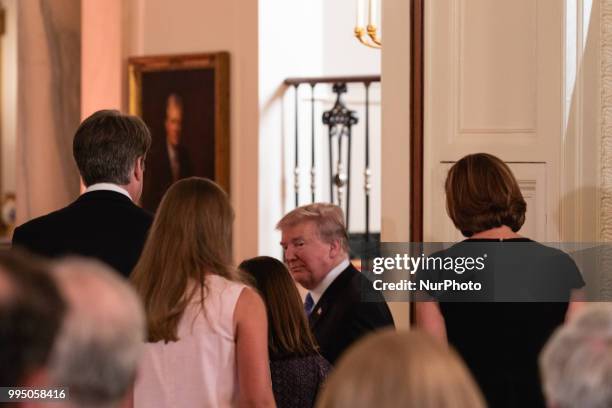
284,75,380,244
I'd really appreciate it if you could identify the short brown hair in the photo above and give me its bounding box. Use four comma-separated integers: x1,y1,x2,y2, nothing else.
73,109,151,186
316,330,486,408
445,153,526,237
276,203,349,253
239,256,319,358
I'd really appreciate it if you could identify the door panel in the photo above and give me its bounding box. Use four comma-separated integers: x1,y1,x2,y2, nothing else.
424,0,563,242
430,162,547,242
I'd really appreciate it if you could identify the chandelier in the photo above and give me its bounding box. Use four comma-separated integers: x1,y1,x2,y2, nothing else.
354,0,381,49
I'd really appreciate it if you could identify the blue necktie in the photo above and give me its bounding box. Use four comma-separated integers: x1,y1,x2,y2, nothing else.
304,293,314,316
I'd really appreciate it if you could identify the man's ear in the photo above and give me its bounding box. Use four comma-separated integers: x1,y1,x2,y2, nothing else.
329,239,341,258
134,156,145,182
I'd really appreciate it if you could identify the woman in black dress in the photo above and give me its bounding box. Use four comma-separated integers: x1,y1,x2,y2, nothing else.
416,153,584,408
240,256,331,408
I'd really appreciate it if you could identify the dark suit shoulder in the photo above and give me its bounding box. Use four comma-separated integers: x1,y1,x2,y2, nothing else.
13,204,75,245
311,263,394,364
324,264,389,305
72,191,152,221
12,191,153,277
347,266,395,324
14,191,151,234
316,264,394,328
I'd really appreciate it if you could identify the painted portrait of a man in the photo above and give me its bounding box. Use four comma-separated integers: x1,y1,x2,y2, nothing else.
130,52,230,213
141,93,195,211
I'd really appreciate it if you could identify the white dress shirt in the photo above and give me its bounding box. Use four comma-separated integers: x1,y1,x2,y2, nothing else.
85,183,132,201
167,141,180,181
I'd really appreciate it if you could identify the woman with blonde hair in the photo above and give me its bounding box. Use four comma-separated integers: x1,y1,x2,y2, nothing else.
240,256,331,408
131,177,275,408
316,329,485,408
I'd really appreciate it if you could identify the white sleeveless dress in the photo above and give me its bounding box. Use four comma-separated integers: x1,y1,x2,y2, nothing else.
135,275,246,408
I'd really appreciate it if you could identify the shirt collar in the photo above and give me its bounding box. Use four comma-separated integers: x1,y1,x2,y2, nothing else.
85,183,132,201
310,258,350,305
167,141,177,158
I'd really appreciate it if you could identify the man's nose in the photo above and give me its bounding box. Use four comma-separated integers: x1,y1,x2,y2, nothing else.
284,246,296,261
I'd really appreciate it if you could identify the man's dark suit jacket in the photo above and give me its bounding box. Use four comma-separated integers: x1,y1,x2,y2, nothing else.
309,263,395,365
12,190,153,278
141,140,193,213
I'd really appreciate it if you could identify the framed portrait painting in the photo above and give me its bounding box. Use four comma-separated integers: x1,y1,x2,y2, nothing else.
128,52,230,212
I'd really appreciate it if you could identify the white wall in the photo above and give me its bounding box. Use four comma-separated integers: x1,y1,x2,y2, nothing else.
81,0,124,117
258,0,382,257
258,0,324,256
322,0,380,76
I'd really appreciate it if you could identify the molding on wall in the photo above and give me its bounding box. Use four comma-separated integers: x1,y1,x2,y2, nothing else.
598,0,612,300
601,0,612,241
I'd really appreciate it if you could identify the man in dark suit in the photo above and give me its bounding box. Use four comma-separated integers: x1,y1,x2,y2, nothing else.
141,93,193,212
12,110,153,278
278,203,394,364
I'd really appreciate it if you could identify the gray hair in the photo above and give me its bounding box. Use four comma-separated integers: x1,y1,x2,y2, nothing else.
540,304,612,408
48,258,145,408
73,110,151,186
276,203,350,253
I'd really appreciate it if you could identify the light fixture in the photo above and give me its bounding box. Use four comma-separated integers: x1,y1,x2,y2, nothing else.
355,0,381,49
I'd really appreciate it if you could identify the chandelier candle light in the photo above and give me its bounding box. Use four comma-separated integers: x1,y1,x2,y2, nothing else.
355,0,381,48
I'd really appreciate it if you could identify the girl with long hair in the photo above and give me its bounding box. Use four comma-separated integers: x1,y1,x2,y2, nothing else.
131,177,275,408
240,256,331,408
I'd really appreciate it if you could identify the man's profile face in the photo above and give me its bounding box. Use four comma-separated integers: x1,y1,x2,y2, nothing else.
280,221,336,290
164,101,183,147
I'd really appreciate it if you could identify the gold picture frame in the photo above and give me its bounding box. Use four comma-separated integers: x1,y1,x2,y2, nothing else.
128,52,230,212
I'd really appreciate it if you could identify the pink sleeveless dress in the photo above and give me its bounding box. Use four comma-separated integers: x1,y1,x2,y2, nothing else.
135,275,246,408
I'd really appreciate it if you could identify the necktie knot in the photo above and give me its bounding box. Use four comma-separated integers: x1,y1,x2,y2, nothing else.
304,293,314,316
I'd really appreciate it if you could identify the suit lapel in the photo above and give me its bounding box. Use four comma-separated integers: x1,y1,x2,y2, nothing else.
309,265,355,329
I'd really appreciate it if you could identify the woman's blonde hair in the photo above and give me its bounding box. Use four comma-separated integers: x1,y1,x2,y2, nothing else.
131,177,238,343
316,330,486,408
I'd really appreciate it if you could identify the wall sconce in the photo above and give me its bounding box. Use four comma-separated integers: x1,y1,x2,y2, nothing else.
355,0,381,49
